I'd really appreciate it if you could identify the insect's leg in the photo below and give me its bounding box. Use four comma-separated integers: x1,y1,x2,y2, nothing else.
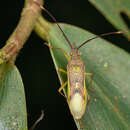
88,94,90,102
58,81,68,98
44,42,70,62
85,73,93,90
58,68,67,74
57,68,67,85
56,48,70,62
85,73,96,93
84,72,93,77
57,68,67,97
44,42,53,49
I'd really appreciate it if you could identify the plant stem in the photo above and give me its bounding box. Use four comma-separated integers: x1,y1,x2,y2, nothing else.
34,14,52,41
0,0,43,64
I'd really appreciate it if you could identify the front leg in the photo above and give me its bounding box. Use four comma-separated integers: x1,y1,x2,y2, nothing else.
44,42,70,62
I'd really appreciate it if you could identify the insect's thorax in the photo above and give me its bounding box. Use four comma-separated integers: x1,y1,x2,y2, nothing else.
67,57,85,79
67,56,85,97
67,47,85,85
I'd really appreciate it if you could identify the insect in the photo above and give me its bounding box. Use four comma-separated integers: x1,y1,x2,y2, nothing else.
34,1,127,120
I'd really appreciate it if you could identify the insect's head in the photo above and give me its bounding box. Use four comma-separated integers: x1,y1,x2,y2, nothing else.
69,42,80,58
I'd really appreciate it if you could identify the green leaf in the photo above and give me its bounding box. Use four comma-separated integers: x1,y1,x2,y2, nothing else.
47,23,130,129
89,0,130,39
0,63,27,130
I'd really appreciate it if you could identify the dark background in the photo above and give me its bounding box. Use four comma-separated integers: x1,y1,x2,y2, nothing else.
0,0,129,130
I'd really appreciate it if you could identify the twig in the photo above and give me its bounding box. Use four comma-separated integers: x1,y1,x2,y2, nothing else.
0,0,43,64
29,110,44,130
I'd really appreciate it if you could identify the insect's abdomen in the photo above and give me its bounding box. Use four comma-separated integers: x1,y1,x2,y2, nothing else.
67,60,87,119
69,91,86,119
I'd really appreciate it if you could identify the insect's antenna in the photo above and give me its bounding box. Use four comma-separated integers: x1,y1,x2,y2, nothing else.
34,1,73,49
77,31,128,49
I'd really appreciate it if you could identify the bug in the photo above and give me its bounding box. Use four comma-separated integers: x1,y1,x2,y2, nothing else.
34,1,127,120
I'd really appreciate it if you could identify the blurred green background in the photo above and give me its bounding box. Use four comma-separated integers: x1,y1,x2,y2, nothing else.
0,0,129,129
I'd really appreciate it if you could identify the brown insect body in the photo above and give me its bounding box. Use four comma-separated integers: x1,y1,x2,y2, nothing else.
67,48,88,119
